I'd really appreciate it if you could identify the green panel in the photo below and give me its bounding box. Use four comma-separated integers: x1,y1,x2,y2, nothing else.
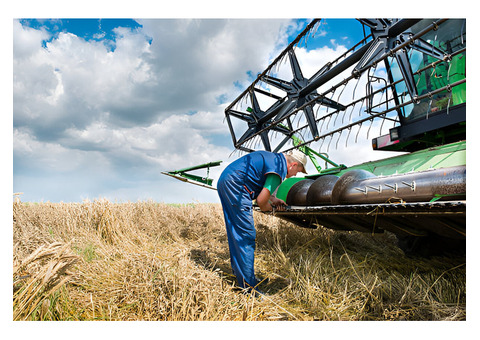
276,141,466,202
337,140,466,177
276,177,306,202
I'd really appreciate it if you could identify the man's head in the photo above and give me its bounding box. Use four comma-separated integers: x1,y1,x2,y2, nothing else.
284,150,308,178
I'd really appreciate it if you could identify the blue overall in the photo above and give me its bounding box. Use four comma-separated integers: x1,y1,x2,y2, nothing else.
217,151,287,289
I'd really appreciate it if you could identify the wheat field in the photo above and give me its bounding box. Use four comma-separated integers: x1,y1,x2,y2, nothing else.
12,198,466,322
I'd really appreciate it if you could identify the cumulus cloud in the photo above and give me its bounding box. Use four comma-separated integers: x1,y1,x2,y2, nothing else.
13,18,297,134
14,24,156,135
137,19,298,114
13,18,300,202
13,17,396,203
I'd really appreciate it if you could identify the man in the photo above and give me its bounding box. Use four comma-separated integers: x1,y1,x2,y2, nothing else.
217,149,308,292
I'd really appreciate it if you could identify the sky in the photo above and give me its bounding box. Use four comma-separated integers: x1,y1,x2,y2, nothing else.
12,16,374,203
10,2,474,204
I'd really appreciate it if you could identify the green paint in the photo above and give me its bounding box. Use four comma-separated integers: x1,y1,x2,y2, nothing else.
276,140,465,202
162,161,222,189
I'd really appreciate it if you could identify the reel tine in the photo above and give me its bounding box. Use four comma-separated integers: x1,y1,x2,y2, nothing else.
427,98,433,119
333,110,339,126
348,103,355,123
366,118,374,140
341,107,347,125
346,126,352,148
319,114,326,133
319,136,326,151
335,130,343,150
355,122,362,143
379,114,385,135
337,81,347,105
327,134,334,153
359,98,365,117
326,114,332,130
352,71,364,100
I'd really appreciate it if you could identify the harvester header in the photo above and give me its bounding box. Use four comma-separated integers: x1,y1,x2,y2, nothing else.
164,18,466,256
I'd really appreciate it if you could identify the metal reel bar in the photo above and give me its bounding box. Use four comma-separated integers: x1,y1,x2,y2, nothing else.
228,20,452,152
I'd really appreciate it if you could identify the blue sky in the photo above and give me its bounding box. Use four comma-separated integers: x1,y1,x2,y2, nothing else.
18,19,144,50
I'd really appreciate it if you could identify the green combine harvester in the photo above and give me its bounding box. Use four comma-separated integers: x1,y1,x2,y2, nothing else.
165,19,466,256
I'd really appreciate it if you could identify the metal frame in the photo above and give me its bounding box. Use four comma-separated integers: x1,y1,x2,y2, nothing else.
161,161,222,190
262,200,466,238
224,18,466,160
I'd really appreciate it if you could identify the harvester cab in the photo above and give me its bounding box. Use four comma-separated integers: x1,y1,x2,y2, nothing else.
367,19,466,153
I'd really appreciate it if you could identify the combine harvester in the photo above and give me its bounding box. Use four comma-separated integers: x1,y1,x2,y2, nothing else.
166,19,466,256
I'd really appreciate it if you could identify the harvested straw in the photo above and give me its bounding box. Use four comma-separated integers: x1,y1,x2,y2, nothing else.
13,242,79,320
13,199,466,321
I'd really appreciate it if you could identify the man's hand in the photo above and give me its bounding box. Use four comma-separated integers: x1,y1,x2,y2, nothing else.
269,196,287,211
257,188,288,212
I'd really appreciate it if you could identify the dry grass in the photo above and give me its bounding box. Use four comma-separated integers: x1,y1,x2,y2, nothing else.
12,199,466,321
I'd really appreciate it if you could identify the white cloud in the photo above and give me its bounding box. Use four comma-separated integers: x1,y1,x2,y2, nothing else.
14,24,157,135
18,18,391,202
13,19,297,133
12,20,50,59
13,128,111,174
14,22,275,203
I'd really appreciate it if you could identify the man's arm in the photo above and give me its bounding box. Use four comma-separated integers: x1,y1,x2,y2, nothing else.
256,188,287,212
256,187,273,211
257,173,287,212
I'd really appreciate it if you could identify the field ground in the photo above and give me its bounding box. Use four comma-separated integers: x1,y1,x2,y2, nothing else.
13,200,466,322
